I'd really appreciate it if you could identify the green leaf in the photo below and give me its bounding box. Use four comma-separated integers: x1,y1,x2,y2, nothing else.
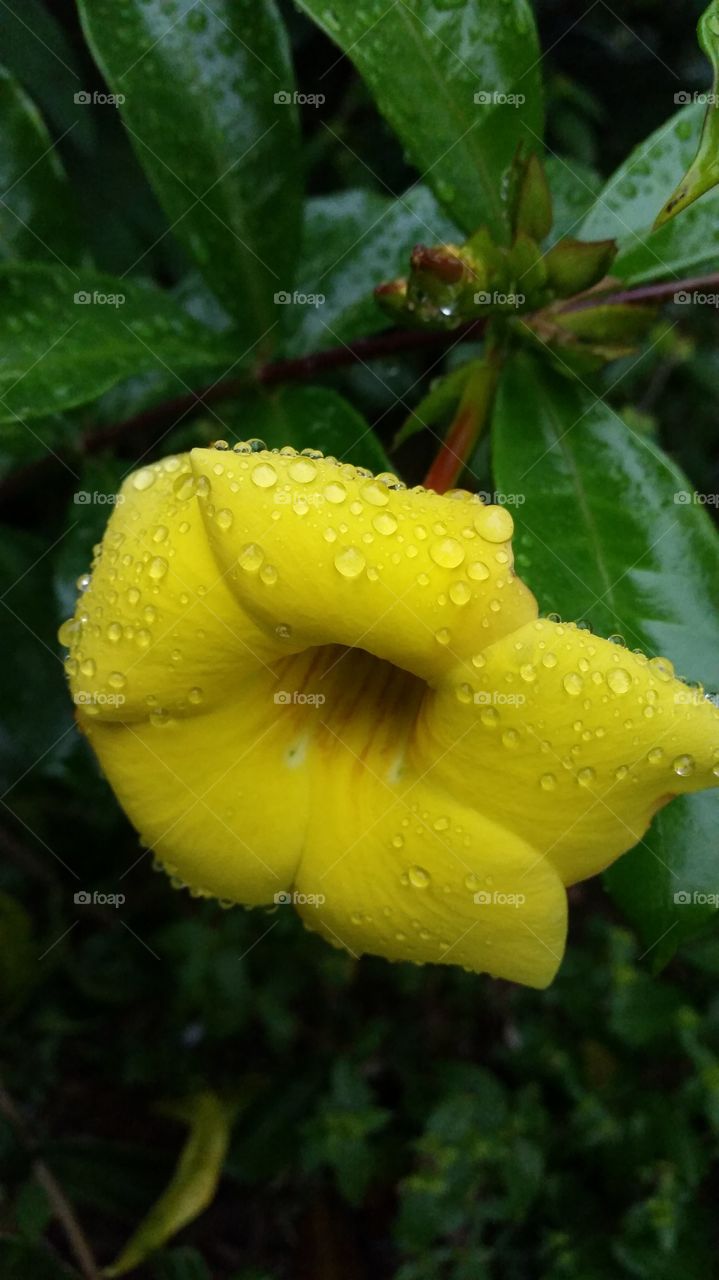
0,0,94,151
605,792,719,971
544,154,602,245
655,2,719,226
285,186,458,355
493,352,719,961
294,0,544,241
580,104,719,283
200,385,391,473
0,525,73,792
0,265,234,423
78,0,302,347
105,1092,236,1277
0,68,82,266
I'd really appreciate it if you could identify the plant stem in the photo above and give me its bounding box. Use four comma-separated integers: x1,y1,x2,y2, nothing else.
423,339,504,493
0,1073,101,1280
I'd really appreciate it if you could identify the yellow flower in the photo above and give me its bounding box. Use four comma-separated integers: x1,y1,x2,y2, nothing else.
60,443,719,988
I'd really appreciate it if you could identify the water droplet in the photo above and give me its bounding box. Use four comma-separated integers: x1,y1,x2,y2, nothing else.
79,658,95,677
334,546,366,578
148,557,168,581
152,524,168,544
238,543,264,572
108,671,125,690
672,754,695,777
449,580,471,605
132,468,155,491
252,462,278,488
540,772,557,791
502,729,520,748
433,816,449,831
392,834,404,849
373,512,398,535
520,663,536,683
467,560,490,581
260,564,278,585
324,481,346,504
563,673,583,696
435,627,451,645
430,537,465,569
648,748,664,765
542,652,557,669
408,865,430,889
360,479,389,506
608,668,632,695
173,474,197,501
475,505,513,543
577,767,595,786
288,459,317,484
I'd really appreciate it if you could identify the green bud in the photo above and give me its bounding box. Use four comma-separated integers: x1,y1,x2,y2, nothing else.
544,237,617,298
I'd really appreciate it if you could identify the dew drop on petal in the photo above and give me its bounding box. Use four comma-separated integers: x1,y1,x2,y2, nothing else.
251,462,278,489
132,468,155,491
238,543,264,573
408,865,431,889
148,557,168,581
334,547,366,579
672,754,695,777
288,459,317,484
563,673,583,696
475,505,513,543
540,772,557,791
608,668,632,695
449,580,471,605
430,537,465,569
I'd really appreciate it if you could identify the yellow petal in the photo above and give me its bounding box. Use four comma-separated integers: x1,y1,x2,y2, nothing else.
419,617,719,885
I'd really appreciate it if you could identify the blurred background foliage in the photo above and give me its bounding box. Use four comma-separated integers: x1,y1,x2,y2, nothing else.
1,0,719,1276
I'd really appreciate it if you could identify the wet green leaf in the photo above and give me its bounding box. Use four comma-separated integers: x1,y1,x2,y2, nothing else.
294,0,544,241
78,0,301,349
655,1,719,226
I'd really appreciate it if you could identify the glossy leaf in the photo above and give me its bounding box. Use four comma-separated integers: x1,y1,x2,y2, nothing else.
285,186,458,356
0,69,82,266
544,154,602,244
0,265,234,423
294,0,544,240
0,0,94,151
581,103,719,283
105,1092,236,1276
655,1,719,226
493,352,719,960
78,0,302,348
